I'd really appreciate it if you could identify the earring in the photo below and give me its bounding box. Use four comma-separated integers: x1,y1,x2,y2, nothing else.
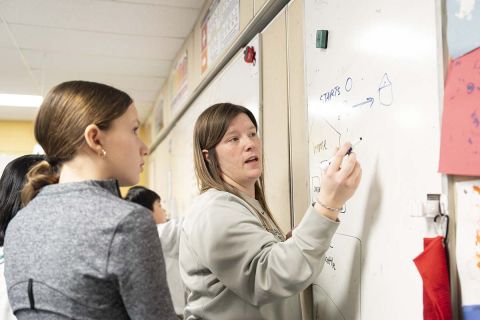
99,149,107,158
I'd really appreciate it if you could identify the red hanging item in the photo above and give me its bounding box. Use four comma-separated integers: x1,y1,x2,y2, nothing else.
413,236,452,320
243,46,256,65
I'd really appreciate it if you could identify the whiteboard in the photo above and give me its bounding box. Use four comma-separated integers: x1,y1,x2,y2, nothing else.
304,0,444,319
150,35,261,218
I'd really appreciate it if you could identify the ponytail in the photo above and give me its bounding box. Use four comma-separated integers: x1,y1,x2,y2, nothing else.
21,160,59,205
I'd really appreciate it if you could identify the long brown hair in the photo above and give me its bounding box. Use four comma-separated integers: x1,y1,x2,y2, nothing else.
193,103,284,237
22,81,133,204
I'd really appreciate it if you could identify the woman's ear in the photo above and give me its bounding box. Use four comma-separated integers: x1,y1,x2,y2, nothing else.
84,124,104,155
202,149,209,162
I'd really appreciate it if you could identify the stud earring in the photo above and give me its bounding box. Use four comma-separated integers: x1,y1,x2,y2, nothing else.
99,149,107,158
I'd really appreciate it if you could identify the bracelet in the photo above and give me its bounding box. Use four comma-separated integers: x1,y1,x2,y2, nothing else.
313,200,343,212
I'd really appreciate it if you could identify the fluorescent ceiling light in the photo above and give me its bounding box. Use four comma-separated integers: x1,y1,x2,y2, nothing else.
0,94,43,107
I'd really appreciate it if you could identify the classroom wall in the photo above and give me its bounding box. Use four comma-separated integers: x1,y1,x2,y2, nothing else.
0,119,148,196
262,8,291,233
0,120,36,155
146,0,274,150
257,0,310,234
146,0,257,190
286,0,309,227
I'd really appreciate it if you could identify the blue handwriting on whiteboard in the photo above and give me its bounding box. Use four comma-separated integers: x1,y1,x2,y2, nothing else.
378,73,393,106
320,85,341,103
352,97,374,108
345,77,353,92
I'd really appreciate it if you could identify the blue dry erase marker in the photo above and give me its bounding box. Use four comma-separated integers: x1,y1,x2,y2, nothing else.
319,137,362,170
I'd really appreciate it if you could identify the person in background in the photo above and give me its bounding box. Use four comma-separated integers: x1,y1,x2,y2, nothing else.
125,186,167,224
180,103,362,320
125,186,186,319
4,81,175,319
0,154,46,320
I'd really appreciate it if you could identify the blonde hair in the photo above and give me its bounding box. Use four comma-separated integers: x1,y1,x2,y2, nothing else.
22,81,133,204
193,103,284,237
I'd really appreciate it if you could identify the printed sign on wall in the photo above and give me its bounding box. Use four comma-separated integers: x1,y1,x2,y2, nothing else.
200,0,240,74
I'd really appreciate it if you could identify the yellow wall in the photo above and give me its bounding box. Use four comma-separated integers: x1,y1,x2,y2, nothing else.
0,120,148,197
139,125,149,186
0,120,36,155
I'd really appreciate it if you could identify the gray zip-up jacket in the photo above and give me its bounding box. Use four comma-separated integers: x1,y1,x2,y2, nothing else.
180,188,339,320
4,179,175,320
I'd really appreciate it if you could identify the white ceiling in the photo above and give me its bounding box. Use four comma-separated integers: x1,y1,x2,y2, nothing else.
0,0,206,121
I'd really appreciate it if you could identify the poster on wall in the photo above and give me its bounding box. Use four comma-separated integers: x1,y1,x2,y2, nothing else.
154,97,165,135
454,180,480,320
439,47,480,176
200,0,240,74
170,50,189,113
447,0,480,59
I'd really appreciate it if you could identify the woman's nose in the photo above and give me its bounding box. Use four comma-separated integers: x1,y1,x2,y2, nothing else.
244,137,255,151
141,141,149,156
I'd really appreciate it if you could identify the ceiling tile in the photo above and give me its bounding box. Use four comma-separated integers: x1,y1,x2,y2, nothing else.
0,48,39,94
112,0,205,9
9,24,184,59
23,50,171,77
0,76,40,95
0,106,38,121
1,0,201,37
37,71,165,93
0,0,206,121
0,20,15,49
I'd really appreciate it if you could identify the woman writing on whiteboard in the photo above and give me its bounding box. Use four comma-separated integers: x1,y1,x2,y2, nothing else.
180,102,362,319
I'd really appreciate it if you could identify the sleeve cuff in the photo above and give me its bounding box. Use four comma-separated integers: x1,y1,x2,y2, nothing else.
292,205,340,251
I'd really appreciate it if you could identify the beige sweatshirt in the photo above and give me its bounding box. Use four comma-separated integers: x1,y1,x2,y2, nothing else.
179,188,339,320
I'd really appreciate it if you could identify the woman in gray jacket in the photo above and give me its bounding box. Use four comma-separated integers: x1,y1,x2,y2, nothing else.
4,81,175,319
180,103,362,320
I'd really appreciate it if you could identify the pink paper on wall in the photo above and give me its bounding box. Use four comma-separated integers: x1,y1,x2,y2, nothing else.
439,47,480,176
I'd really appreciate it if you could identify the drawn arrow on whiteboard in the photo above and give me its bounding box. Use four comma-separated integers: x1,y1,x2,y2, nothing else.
352,97,374,108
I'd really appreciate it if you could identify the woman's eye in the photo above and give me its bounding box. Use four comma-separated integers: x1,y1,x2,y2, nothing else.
249,132,257,137
228,137,239,142
133,127,139,135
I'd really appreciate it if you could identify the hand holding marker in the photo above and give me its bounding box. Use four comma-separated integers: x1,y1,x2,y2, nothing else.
320,137,363,170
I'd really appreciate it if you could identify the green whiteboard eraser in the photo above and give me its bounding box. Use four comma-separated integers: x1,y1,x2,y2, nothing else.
316,30,328,49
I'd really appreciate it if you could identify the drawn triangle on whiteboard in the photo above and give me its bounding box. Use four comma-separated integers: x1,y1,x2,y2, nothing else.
378,73,393,106
379,73,392,89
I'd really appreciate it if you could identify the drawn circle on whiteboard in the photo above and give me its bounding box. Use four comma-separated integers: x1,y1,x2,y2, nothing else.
345,77,353,92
